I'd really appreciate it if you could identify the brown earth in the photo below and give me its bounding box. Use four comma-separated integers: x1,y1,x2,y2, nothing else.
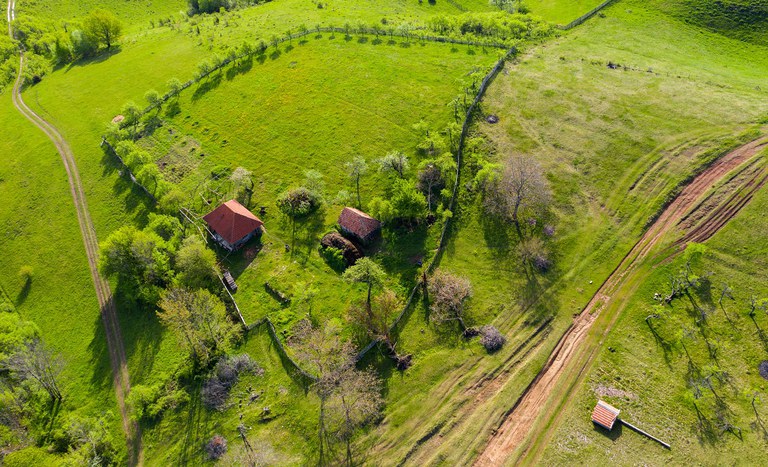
473,136,767,466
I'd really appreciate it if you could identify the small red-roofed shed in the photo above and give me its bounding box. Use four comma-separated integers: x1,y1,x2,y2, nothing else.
203,200,264,251
338,207,381,244
592,400,620,430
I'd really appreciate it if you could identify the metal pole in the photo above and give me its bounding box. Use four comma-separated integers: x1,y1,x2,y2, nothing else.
619,419,671,449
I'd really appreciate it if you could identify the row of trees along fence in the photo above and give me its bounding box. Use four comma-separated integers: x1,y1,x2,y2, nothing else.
100,137,158,203
124,26,508,123
356,46,517,361
558,0,618,30
113,23,512,370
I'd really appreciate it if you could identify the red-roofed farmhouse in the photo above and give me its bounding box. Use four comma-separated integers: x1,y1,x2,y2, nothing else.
338,207,381,244
203,200,264,251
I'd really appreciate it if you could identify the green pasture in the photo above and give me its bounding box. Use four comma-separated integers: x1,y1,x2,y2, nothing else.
352,0,768,462
3,0,768,464
0,92,125,458
540,175,768,466
526,0,606,24
16,0,186,31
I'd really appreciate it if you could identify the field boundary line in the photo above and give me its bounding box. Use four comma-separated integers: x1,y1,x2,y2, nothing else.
558,0,619,30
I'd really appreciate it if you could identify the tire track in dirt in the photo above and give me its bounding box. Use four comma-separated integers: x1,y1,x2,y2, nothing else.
473,136,768,466
8,1,143,464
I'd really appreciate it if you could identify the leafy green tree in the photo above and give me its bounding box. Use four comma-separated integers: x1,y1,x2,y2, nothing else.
144,89,161,111
99,226,174,303
157,288,238,365
176,236,218,290
343,258,385,312
376,151,409,178
166,77,183,97
391,179,427,222
83,9,123,50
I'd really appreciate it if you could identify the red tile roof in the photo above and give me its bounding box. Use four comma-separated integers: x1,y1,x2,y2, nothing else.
592,400,620,430
338,207,381,241
203,200,263,245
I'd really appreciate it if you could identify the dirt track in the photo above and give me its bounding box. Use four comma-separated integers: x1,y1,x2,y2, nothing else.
7,1,142,464
474,137,768,466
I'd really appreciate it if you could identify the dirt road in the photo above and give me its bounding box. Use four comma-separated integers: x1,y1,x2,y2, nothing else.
474,136,768,466
7,1,142,464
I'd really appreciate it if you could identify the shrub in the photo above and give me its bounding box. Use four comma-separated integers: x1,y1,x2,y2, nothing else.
276,187,322,218
205,434,227,460
320,246,347,271
18,265,33,283
480,325,505,352
202,354,263,411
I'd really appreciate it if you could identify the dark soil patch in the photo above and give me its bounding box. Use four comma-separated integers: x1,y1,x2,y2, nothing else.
486,114,499,124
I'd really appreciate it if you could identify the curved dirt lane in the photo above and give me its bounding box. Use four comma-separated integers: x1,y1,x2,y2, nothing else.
7,1,142,464
474,137,768,466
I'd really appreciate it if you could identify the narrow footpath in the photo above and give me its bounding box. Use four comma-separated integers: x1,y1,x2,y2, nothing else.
7,1,142,464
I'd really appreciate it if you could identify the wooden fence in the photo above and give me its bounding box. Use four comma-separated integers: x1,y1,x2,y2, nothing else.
356,47,517,360
558,0,618,30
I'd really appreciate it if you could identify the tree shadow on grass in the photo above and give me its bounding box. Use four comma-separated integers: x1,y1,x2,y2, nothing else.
226,55,253,81
15,278,31,307
192,72,223,102
375,224,427,291
113,288,165,385
178,380,211,465
100,145,155,221
63,47,122,73
87,307,116,392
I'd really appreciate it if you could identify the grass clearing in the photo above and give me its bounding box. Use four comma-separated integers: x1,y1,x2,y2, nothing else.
540,177,768,466
526,0,606,24
0,92,125,456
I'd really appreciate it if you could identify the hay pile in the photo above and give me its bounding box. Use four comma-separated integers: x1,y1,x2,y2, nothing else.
321,232,362,265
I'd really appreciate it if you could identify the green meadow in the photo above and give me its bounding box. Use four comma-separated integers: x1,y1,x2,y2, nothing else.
1,0,767,465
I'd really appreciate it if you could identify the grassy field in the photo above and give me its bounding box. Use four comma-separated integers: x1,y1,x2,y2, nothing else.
0,92,126,458
349,0,768,463
539,173,768,465
16,0,187,31
526,0,605,24
4,0,768,464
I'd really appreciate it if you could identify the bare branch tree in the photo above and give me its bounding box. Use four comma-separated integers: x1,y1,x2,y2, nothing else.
427,272,472,331
3,339,63,401
483,155,551,236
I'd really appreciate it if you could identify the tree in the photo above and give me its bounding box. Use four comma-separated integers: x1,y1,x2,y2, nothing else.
348,290,410,369
120,101,141,137
144,89,161,112
376,151,409,178
99,226,174,304
176,236,218,290
83,9,123,50
343,258,385,312
427,272,472,331
390,179,427,223
276,187,321,219
291,322,382,463
3,339,63,401
157,288,238,365
484,155,551,236
345,156,368,208
229,167,253,202
167,77,183,97
417,160,446,213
